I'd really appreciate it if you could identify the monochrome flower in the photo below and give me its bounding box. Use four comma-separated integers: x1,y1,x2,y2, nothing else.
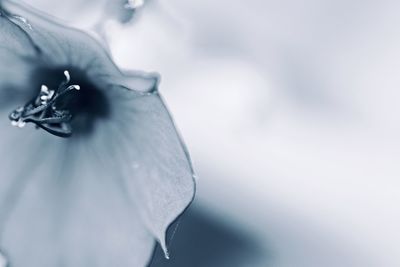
0,2,195,266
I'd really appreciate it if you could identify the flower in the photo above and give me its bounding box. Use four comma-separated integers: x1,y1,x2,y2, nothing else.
0,2,195,266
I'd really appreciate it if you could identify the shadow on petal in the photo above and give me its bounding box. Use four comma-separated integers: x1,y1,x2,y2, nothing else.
149,205,269,267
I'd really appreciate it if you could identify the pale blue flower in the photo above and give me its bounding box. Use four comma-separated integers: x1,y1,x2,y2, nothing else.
0,2,195,266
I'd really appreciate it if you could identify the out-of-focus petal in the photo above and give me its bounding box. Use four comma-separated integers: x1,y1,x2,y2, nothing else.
105,0,144,24
109,85,195,256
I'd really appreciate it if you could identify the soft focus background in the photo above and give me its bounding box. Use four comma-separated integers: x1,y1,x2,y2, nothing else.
109,1,399,267
26,0,400,266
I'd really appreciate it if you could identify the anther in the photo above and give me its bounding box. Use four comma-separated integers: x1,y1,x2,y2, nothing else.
17,120,26,128
41,85,49,93
67,85,80,91
64,70,71,83
8,70,80,137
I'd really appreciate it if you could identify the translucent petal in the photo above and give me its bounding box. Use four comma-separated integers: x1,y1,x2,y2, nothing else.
0,9,38,57
0,2,195,265
0,108,155,267
14,0,107,28
0,85,195,265
1,1,156,93
3,1,118,75
0,10,38,107
109,85,195,256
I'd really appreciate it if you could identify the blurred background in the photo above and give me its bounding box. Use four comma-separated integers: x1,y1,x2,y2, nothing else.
108,1,399,266
23,0,400,266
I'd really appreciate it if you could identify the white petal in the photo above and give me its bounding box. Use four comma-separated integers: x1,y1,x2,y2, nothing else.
3,1,118,77
0,3,194,265
0,11,39,107
0,109,156,267
3,1,158,95
109,85,195,256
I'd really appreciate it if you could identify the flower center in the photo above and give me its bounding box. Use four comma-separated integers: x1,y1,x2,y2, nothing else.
9,70,80,137
8,68,110,137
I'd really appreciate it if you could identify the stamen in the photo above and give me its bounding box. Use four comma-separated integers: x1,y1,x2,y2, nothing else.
17,120,26,128
8,70,80,138
40,85,49,93
67,85,80,91
64,70,70,83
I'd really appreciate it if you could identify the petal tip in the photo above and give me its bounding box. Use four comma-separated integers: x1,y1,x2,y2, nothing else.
160,240,170,260
158,176,196,261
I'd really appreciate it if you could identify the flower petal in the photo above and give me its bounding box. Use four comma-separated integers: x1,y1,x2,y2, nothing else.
109,85,195,257
0,2,195,265
11,0,143,30
0,9,37,57
0,10,39,107
14,0,107,29
0,82,196,265
1,1,156,94
0,108,156,267
3,1,116,74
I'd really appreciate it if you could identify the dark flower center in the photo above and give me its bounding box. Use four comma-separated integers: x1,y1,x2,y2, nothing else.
8,67,110,137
